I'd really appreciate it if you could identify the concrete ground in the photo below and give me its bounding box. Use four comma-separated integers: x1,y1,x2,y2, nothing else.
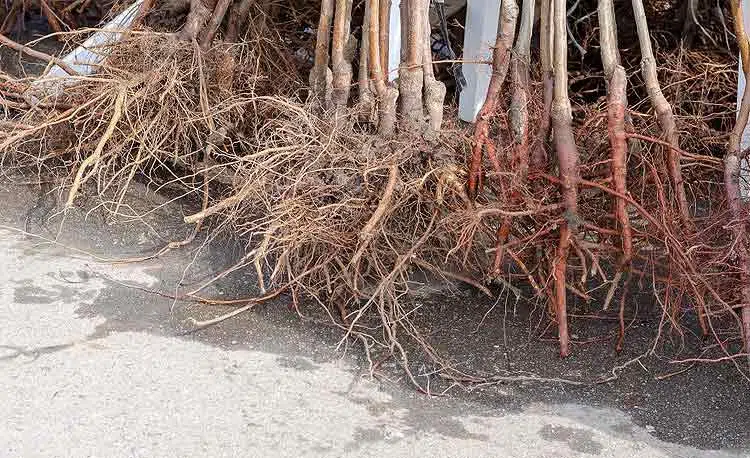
0,182,747,458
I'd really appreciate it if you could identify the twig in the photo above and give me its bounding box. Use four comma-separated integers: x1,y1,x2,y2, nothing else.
186,302,256,331
442,372,586,387
670,353,750,365
655,364,696,380
596,353,650,383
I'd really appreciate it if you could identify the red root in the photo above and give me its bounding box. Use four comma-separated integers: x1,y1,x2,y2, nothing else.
467,0,517,199
606,66,633,267
492,218,512,274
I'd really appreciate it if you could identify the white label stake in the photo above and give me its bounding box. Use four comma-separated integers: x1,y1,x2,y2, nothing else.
458,0,502,123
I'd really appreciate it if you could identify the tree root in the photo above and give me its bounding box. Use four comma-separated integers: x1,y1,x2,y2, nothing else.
606,66,633,268
65,86,126,208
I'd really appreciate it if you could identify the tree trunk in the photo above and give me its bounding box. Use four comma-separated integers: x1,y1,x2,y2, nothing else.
331,0,355,113
399,0,425,132
368,0,398,135
422,0,446,136
533,0,552,169
180,0,218,42
310,0,335,108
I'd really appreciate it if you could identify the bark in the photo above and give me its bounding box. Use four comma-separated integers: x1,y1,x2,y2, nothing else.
379,0,390,76
399,0,425,133
400,0,408,63
368,0,398,135
532,0,552,169
310,0,335,108
510,0,535,183
731,0,750,75
599,0,632,269
597,0,620,77
358,0,376,121
422,0,446,136
179,0,218,41
331,0,355,112
200,0,232,49
226,0,255,42
606,66,633,267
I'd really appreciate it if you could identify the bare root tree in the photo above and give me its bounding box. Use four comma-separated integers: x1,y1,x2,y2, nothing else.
549,0,579,357
6,0,749,369
491,0,533,277
467,0,518,198
727,0,750,356
631,0,692,228
598,0,632,350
